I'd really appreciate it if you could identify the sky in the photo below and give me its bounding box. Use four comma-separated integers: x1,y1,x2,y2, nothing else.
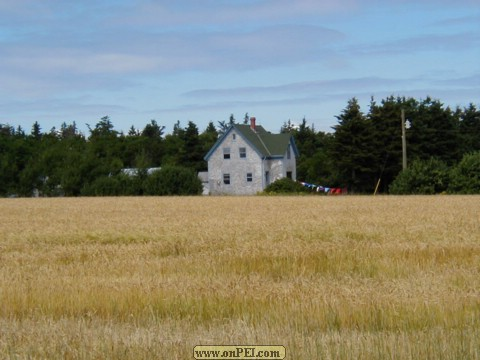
0,0,479,135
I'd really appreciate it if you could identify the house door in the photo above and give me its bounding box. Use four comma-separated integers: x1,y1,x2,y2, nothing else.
265,171,270,185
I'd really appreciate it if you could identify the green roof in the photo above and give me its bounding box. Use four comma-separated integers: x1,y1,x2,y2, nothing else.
234,124,293,157
204,123,299,161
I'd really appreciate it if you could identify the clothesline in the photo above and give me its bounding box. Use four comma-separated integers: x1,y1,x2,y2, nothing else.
298,181,347,194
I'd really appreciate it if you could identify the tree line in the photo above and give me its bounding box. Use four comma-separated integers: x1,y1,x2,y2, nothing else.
1,95,479,196
288,96,479,194
0,117,215,196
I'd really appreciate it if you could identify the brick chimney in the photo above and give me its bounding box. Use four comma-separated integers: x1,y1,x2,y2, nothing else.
250,116,256,131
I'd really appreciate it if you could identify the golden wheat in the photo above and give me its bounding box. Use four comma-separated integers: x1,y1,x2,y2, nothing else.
0,196,479,359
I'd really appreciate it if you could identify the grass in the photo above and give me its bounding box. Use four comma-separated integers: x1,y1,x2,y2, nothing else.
0,196,479,359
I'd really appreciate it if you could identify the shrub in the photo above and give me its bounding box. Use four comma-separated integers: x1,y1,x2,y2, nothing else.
264,177,309,194
389,158,449,194
81,176,123,196
144,166,202,195
81,173,143,196
448,152,480,194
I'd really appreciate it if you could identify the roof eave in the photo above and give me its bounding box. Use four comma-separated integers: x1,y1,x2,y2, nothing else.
204,124,267,161
203,125,234,161
290,136,300,157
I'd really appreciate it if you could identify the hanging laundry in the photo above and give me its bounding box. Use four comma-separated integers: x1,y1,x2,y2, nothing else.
297,181,345,195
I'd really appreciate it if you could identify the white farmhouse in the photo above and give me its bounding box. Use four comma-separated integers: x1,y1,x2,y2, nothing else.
204,117,299,195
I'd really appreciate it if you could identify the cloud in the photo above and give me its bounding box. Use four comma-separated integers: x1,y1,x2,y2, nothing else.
199,25,344,70
2,0,478,32
92,23,344,72
1,22,345,80
2,49,158,74
0,52,139,99
176,73,480,119
2,1,475,78
117,0,478,28
184,77,412,98
431,14,480,27
0,95,131,134
114,0,360,27
0,97,128,115
433,74,480,87
1,0,478,134
347,32,480,56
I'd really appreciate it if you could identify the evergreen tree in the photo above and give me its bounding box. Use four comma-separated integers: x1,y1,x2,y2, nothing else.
293,118,320,182
88,116,116,138
217,120,229,135
200,122,219,158
163,121,184,166
458,104,480,154
140,119,165,167
408,98,460,165
303,131,335,186
367,96,417,193
181,121,204,171
287,118,335,186
243,113,249,125
128,125,140,137
31,121,42,140
331,98,376,192
294,118,317,158
142,119,165,139
0,124,21,195
280,119,296,133
84,116,123,185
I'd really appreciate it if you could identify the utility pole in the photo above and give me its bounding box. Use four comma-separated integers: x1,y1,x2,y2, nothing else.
401,108,407,170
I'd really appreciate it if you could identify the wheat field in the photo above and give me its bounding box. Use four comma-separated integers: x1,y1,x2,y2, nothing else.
0,196,479,359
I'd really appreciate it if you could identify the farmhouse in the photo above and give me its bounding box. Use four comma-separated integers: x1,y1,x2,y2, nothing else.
204,117,299,195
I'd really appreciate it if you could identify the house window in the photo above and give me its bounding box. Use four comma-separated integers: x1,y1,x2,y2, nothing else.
246,173,253,182
286,171,292,179
223,147,230,159
232,134,236,140
239,147,246,158
223,173,230,185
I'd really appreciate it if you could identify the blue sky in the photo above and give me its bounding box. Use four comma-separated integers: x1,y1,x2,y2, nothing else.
0,0,479,135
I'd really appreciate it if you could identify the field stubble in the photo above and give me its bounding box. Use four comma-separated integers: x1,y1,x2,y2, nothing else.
0,196,479,359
